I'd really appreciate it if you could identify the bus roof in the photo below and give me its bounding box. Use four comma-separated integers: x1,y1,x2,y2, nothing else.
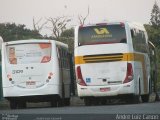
77,21,146,31
4,39,68,48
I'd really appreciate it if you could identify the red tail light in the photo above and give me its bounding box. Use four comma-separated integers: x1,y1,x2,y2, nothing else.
76,66,87,86
120,22,125,27
123,63,133,84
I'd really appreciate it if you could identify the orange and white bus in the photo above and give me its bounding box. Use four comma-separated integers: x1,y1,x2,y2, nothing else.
74,22,153,105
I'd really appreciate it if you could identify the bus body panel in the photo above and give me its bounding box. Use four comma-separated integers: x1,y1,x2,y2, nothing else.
75,44,129,86
77,81,134,97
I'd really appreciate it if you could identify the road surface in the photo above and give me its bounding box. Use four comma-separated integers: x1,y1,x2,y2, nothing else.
0,101,160,120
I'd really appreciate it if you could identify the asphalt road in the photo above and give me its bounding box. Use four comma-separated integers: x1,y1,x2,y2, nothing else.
0,101,160,120
0,101,160,114
0,93,160,120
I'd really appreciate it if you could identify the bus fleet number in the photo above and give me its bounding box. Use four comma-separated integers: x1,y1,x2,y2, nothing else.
12,70,23,74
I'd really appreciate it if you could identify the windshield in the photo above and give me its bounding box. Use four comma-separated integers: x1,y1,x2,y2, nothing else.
78,24,126,46
6,43,51,64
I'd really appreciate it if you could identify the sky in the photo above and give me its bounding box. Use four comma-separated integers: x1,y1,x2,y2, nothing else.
0,0,160,35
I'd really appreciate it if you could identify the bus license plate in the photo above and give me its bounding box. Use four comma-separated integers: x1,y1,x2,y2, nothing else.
100,88,110,92
26,81,36,86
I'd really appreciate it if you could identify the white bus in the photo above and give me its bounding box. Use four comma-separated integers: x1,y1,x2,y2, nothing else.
74,22,154,105
0,36,3,101
2,39,71,109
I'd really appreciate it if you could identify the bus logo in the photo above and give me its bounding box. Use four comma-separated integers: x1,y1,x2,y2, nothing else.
94,28,109,35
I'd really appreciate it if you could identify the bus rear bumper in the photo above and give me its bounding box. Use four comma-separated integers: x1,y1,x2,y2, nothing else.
3,84,60,98
77,81,134,97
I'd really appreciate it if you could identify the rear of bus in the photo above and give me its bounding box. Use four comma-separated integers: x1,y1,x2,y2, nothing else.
75,22,135,103
2,40,60,107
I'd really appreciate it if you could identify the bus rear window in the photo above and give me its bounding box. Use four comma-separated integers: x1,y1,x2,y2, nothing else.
6,43,51,64
78,24,126,46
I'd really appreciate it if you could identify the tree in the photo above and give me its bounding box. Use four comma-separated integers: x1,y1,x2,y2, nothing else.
78,6,90,25
147,1,160,95
33,17,48,33
144,24,160,46
146,2,160,47
46,16,71,40
150,1,160,28
60,28,74,53
0,23,42,42
60,28,74,38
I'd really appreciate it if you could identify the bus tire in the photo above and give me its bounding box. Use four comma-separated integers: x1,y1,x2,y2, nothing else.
133,95,141,104
129,81,141,104
133,81,141,104
64,98,70,106
57,98,64,107
10,100,18,109
141,94,149,102
141,80,150,103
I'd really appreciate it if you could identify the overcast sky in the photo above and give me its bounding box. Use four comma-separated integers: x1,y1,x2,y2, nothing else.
0,0,160,35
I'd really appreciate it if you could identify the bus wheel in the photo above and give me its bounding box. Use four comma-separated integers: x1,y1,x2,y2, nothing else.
64,98,70,106
84,98,92,106
10,100,18,109
133,82,141,104
141,80,150,103
133,95,141,104
57,98,64,107
126,95,140,104
141,94,149,102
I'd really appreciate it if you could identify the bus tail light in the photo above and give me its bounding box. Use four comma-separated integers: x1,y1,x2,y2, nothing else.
123,63,133,84
47,72,53,80
7,74,12,81
120,22,125,27
76,66,87,86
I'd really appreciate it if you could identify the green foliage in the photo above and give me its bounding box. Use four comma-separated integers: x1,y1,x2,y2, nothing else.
0,23,42,42
156,48,160,91
146,26,160,90
144,24,160,46
147,2,160,91
58,28,74,53
150,1,160,28
61,28,74,38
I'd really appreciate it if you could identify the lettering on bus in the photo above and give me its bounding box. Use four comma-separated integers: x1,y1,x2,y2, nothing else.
91,27,112,39
94,28,109,35
12,70,23,74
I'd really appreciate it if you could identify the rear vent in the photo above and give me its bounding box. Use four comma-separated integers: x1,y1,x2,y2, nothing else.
108,81,122,85
83,53,123,63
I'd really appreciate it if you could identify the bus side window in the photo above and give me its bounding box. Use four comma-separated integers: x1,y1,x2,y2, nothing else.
58,47,62,68
131,29,135,39
56,47,60,59
132,29,149,53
